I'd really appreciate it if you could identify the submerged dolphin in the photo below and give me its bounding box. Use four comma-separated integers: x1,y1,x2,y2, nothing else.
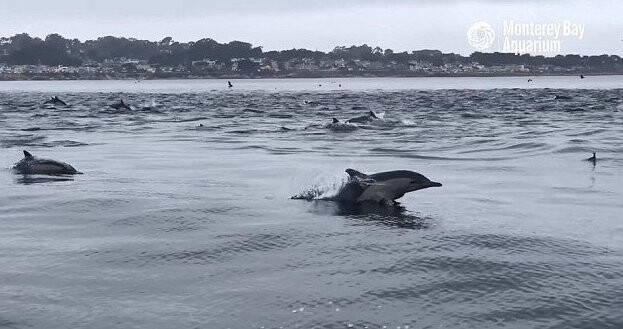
334,168,441,204
43,96,67,106
346,111,378,124
110,99,132,110
12,150,81,175
326,118,358,132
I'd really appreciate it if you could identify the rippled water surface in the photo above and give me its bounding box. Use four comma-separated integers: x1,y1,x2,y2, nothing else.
1,77,622,329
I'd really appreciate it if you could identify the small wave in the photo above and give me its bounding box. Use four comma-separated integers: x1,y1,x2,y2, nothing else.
15,175,75,185
400,119,418,126
242,108,264,114
48,140,89,147
565,128,608,137
0,135,47,148
458,142,551,154
461,112,489,119
268,113,294,119
167,116,209,123
226,129,260,134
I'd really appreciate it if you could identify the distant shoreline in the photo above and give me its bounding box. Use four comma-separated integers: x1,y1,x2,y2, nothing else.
1,72,621,82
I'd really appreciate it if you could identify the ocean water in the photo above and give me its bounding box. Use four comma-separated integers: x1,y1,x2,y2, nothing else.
1,77,622,329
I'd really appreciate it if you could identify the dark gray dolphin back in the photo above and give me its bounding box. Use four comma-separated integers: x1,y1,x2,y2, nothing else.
12,150,81,175
347,169,430,183
369,170,430,183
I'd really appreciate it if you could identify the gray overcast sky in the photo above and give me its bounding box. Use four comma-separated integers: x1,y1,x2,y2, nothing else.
1,0,621,55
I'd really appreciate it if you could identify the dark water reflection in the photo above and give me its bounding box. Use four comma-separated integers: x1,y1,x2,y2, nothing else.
308,200,433,230
14,174,75,185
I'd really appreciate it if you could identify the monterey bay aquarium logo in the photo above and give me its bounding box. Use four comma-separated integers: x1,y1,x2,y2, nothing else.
467,20,585,54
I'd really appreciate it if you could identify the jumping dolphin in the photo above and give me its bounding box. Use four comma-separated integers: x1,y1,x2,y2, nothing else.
110,99,132,110
347,111,378,124
12,150,81,175
333,168,441,204
228,81,233,88
43,96,67,106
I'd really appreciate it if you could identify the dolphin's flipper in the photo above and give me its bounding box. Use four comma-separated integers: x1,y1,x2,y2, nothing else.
23,150,33,158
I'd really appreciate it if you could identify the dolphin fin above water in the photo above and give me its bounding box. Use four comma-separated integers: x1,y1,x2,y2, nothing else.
346,168,368,180
43,96,68,106
12,150,81,175
345,168,377,186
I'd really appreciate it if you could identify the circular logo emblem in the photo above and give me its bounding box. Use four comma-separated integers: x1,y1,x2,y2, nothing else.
467,22,495,50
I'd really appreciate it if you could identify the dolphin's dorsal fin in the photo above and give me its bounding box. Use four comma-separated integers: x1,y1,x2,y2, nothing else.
346,168,369,180
332,118,339,124
369,111,377,118
346,168,376,186
23,150,33,158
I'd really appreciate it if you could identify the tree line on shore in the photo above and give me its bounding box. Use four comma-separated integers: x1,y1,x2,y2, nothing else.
0,33,620,72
